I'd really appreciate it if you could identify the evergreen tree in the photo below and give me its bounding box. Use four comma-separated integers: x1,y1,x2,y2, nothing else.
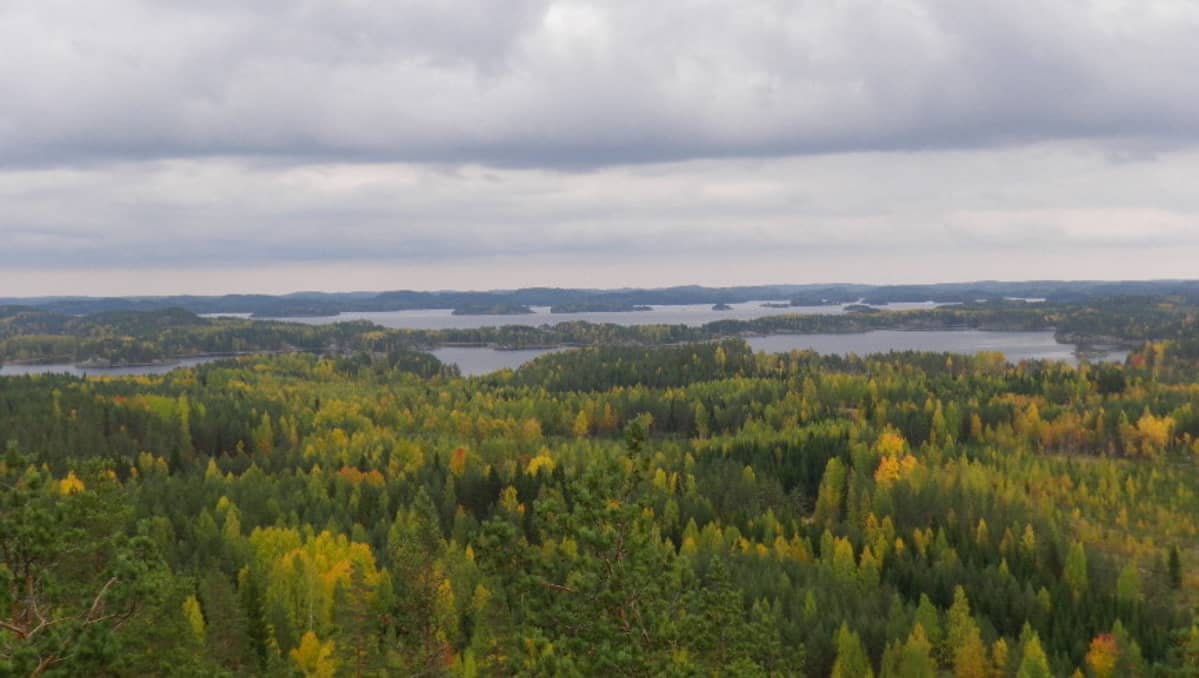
1169,546,1183,589
199,570,254,671
1016,631,1051,678
334,563,384,677
831,623,874,678
814,458,847,526
1063,541,1089,600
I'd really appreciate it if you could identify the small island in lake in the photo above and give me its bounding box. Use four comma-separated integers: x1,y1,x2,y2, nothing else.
451,303,535,316
788,295,849,306
550,302,653,313
844,304,883,314
712,303,733,311
251,307,341,318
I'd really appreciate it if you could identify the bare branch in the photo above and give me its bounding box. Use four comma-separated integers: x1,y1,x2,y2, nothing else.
537,578,578,594
0,619,30,640
84,577,119,623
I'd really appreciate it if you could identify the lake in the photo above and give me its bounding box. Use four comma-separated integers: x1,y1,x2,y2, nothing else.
744,331,1126,367
0,356,224,379
1,331,1123,379
432,330,1124,376
430,347,569,377
264,301,944,330
0,350,556,379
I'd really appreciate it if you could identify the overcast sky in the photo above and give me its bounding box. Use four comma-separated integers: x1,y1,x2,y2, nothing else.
3,0,1198,296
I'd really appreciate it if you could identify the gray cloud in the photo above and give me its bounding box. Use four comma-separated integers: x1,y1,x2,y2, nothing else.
3,145,1199,272
3,1,1198,296
3,1,1199,168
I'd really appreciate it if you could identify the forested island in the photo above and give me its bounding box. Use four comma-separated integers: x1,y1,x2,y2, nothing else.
844,304,882,314
549,302,653,313
250,307,342,319
450,304,534,316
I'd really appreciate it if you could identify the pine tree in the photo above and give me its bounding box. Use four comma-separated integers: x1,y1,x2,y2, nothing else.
686,557,746,669
238,568,271,669
387,490,451,675
199,569,254,671
1169,546,1183,589
334,563,384,677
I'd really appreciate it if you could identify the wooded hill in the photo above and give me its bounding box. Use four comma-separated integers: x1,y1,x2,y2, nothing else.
5,334,1199,674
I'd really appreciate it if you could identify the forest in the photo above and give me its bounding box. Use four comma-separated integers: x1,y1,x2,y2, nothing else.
5,319,1199,675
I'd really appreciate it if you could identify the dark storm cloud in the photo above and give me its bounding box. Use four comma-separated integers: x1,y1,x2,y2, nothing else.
2,1,1198,168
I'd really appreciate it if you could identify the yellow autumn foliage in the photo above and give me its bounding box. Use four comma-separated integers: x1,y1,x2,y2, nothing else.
181,594,206,646
248,528,383,633
58,471,85,495
525,453,555,476
291,631,337,678
874,453,919,488
875,429,907,456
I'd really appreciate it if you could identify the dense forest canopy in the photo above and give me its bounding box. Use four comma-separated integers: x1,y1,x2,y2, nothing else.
5,300,1199,674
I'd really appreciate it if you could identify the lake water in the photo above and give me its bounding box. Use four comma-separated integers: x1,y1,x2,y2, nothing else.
0,356,224,379
1,331,1122,380
744,331,1126,367
431,347,568,377
430,330,1123,376
267,301,944,330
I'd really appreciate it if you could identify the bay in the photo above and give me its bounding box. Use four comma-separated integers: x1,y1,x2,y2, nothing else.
430,346,567,377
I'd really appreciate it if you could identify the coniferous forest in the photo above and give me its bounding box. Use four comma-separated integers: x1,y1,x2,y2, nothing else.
6,317,1199,675
7,0,1197,673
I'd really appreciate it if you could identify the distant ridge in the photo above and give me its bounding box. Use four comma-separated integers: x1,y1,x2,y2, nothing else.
2,280,1198,317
